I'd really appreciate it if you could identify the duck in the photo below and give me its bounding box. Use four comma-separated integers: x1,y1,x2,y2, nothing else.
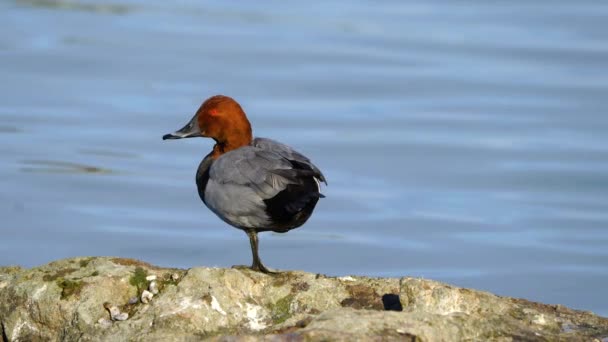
162,95,326,273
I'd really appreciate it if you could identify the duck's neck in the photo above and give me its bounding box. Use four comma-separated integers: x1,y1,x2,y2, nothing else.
212,134,252,159
210,112,253,159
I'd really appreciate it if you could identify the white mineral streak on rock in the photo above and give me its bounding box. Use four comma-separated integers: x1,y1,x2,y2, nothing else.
533,314,547,325
141,290,154,304
211,296,227,316
12,319,39,340
245,303,268,331
32,284,47,300
159,297,203,318
338,276,356,282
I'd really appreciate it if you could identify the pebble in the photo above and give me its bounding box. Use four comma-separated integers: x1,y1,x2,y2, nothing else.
141,290,154,304
97,318,113,328
128,296,139,305
113,312,129,321
146,275,157,281
149,281,159,295
104,304,129,321
107,305,121,318
171,273,180,281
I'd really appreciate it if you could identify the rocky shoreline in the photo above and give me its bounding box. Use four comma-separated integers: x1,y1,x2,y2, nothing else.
1,257,607,341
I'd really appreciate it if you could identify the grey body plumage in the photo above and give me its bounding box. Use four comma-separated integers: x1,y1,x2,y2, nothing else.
196,138,326,233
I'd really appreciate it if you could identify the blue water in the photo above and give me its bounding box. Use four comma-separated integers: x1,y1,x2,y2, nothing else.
1,1,607,317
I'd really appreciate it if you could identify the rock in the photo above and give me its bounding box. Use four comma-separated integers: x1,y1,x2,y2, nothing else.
141,289,154,304
0,257,607,341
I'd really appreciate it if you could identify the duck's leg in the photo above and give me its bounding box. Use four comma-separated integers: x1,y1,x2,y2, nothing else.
246,229,275,274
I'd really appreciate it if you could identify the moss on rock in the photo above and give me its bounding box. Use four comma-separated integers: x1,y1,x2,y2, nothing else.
271,294,295,324
340,284,383,310
57,278,84,299
42,268,77,282
129,267,148,294
79,257,93,268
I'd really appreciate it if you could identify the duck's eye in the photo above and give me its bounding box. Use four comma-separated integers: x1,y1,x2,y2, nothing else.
209,109,219,116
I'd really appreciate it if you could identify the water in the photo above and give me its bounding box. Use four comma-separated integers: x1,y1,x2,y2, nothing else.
1,0,607,316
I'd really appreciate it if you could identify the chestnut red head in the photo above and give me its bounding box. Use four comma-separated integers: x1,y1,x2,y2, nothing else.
163,95,253,156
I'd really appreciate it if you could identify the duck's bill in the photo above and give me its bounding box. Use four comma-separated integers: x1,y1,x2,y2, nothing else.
162,114,201,140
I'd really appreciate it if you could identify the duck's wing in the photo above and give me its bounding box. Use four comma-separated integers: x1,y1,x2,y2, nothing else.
252,137,327,185
209,139,325,200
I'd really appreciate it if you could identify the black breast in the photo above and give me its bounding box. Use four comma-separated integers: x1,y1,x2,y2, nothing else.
195,153,214,204
263,160,322,232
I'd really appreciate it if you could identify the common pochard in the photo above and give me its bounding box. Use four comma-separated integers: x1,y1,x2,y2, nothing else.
163,95,326,273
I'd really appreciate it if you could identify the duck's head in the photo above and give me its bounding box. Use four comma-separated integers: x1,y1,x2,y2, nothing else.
163,95,253,155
